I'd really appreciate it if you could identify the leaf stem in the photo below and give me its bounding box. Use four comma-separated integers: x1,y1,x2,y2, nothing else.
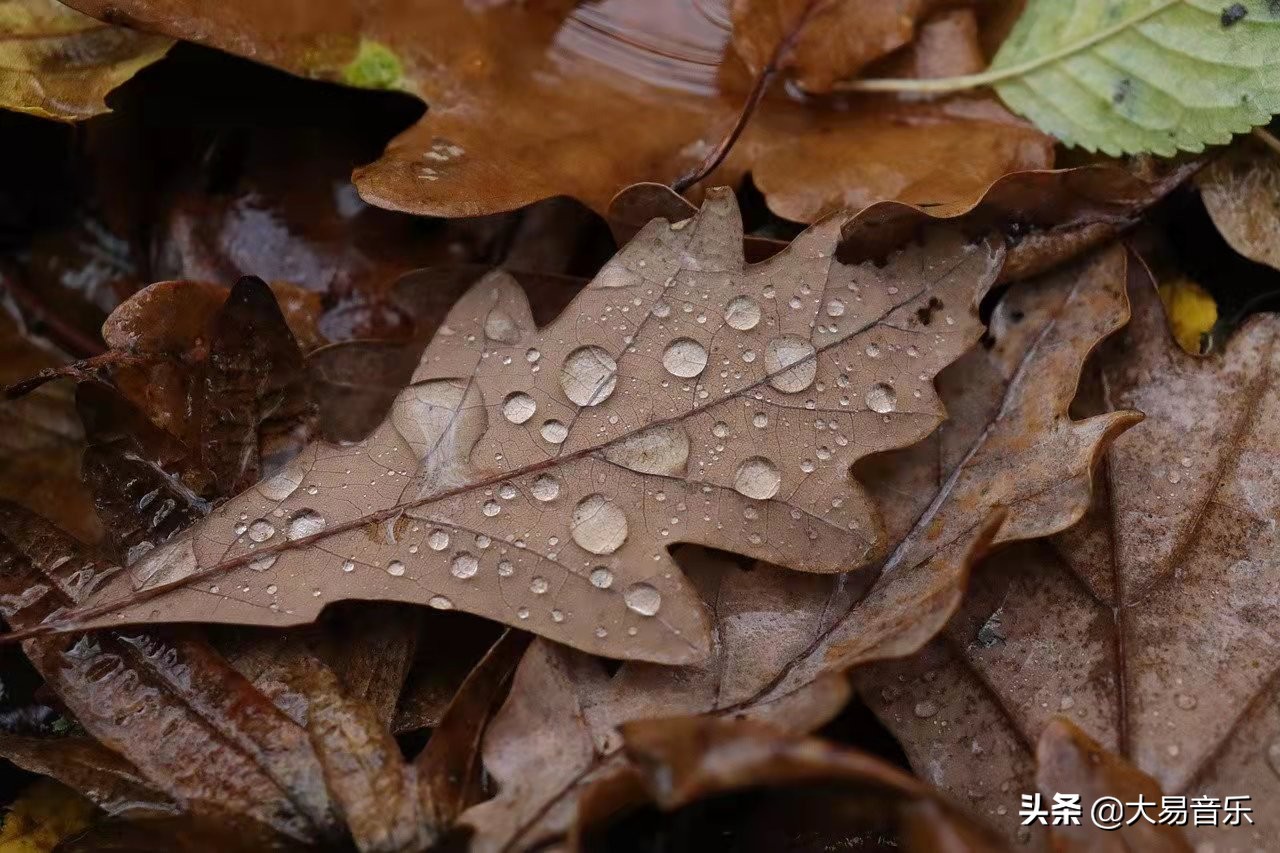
831,0,1181,94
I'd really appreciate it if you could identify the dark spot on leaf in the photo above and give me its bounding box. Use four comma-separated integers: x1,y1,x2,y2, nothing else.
915,297,943,326
1113,78,1132,105
1221,3,1248,26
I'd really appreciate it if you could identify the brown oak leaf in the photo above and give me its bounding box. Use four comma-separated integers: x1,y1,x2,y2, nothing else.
60,0,1052,220
456,245,1138,850
1196,136,1280,273
861,258,1280,852
16,190,1003,664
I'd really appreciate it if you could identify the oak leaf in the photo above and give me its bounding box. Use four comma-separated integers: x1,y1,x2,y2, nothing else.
456,245,1139,851
1196,136,1280,272
861,258,1280,851
15,190,1005,665
59,0,1052,220
0,0,170,121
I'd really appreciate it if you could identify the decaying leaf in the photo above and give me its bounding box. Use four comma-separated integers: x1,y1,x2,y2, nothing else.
861,258,1280,851
0,778,95,853
456,244,1138,850
1197,136,1280,272
607,715,1007,852
0,0,170,121
0,735,173,819
19,191,1004,665
59,0,1052,220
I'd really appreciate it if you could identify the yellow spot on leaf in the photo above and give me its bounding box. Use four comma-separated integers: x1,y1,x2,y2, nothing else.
0,779,95,853
1158,278,1217,355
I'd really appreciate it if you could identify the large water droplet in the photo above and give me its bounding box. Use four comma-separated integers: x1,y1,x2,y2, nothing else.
765,336,817,393
286,508,326,540
560,346,618,406
451,552,479,579
428,529,450,551
602,423,689,476
531,475,561,502
541,420,568,444
249,554,278,572
734,457,781,500
259,468,303,501
247,520,276,543
590,566,615,588
866,383,897,413
662,338,708,378
623,582,662,616
724,296,761,330
387,560,406,577
502,392,537,424
484,307,521,343
571,494,628,555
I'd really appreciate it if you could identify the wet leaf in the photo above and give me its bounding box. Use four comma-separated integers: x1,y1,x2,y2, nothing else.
0,735,173,818
459,242,1138,851
59,0,1052,220
861,258,1280,851
0,0,170,121
1197,136,1280,272
0,778,94,853
26,191,1004,664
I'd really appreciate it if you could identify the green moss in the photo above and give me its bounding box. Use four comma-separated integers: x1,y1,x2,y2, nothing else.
341,39,403,90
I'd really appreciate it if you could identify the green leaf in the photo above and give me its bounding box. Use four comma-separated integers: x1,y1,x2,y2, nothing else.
990,0,1280,156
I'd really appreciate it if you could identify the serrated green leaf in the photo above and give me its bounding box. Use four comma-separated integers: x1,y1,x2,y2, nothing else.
990,0,1280,156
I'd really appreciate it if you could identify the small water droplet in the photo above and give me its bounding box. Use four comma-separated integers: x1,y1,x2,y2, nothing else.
826,299,845,317
387,560,406,577
866,383,897,414
712,421,729,438
590,567,615,589
247,519,276,542
530,576,549,594
551,609,565,622
1176,693,1198,710
913,700,939,719
865,343,881,358
662,338,708,378
765,336,817,393
594,626,608,639
483,500,501,517
560,346,618,406
752,412,768,428
502,392,537,424
266,584,278,595
249,554,278,572
342,560,356,573
286,508,326,540
571,494,628,555
734,457,781,500
451,553,479,579
541,420,568,444
428,595,453,610
623,582,662,616
498,560,515,577
724,296,761,330
428,529,450,551
531,475,560,501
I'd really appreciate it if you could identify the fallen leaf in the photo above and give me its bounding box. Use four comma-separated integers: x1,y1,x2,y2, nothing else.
1197,136,1280,272
26,190,1003,665
458,244,1138,850
1036,718,1191,853
861,257,1280,851
609,715,1007,852
0,735,173,819
59,0,1052,220
0,0,170,121
0,778,94,853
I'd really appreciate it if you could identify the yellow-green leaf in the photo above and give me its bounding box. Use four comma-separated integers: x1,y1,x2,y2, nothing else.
0,0,171,121
0,779,95,853
990,0,1280,156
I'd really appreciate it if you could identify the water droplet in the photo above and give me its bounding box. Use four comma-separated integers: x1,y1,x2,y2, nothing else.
530,576,549,594
560,345,618,406
451,553,479,579
531,475,561,502
342,560,356,573
387,560,406,577
428,529,450,551
866,383,897,414
826,299,845,317
1176,693,1198,710
502,392,537,424
595,626,608,639
765,336,817,393
752,412,768,428
484,307,520,343
483,500,501,517
662,338,708,378
734,457,781,500
623,582,662,616
247,520,276,542
651,301,671,318
259,468,303,501
516,606,530,619
286,508,326,540
603,423,689,476
913,700,939,719
428,595,453,610
249,554,278,572
590,567,615,589
724,296,761,331
865,343,881,358
499,484,518,500
498,560,515,577
712,421,729,438
266,584,278,595
551,609,565,622
571,494,628,555
541,420,568,444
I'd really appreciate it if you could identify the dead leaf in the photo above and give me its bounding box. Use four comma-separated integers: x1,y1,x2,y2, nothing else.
0,778,94,853
861,258,1280,851
0,0,170,121
0,502,341,846
609,715,1007,852
1197,137,1280,272
25,190,1003,665
1036,718,1191,853
0,735,173,818
60,0,1051,220
458,243,1137,851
